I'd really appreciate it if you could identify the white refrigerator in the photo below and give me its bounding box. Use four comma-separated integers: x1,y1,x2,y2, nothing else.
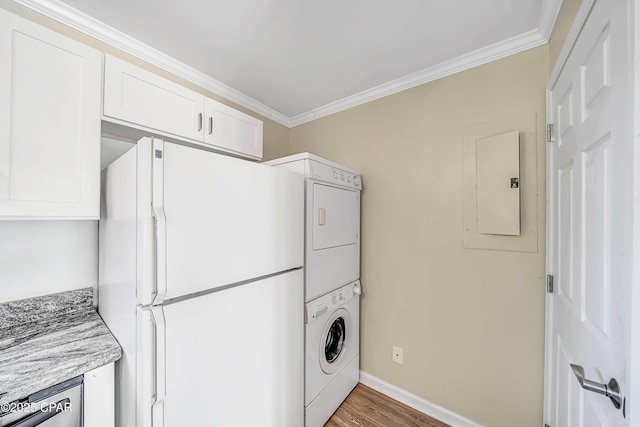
99,137,304,427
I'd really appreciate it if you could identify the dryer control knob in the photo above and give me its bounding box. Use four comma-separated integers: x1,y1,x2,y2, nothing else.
353,284,361,295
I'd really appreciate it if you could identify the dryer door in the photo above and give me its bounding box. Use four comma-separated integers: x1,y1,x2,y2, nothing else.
306,181,361,301
312,183,359,250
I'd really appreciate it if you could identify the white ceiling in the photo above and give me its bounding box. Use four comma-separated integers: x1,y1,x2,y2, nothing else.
17,0,561,126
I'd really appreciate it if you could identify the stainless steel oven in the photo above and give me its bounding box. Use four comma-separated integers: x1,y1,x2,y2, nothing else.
0,376,82,427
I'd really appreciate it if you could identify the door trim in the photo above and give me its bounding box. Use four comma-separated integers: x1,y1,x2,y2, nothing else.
548,0,598,88
544,3,598,422
631,0,640,423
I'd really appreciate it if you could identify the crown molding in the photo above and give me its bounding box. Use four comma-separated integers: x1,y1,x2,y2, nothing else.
288,29,547,126
290,1,563,126
11,0,563,129
10,0,292,127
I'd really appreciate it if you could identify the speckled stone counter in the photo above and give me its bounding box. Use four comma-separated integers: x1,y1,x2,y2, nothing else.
0,288,122,405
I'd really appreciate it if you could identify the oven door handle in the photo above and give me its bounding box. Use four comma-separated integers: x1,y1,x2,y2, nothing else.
9,398,70,427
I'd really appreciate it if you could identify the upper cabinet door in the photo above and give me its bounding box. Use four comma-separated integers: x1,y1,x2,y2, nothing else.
0,10,101,219
204,97,263,160
103,55,263,160
103,55,205,142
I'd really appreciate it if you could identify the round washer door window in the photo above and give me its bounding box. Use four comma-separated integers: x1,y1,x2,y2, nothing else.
319,308,351,374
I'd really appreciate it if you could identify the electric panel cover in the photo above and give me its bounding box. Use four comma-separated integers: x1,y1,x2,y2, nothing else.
476,130,520,236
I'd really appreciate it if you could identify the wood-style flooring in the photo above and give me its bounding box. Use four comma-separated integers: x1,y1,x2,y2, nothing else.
325,384,451,427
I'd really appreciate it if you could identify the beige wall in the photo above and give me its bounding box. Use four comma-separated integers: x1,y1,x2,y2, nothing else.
287,4,582,425
289,46,548,427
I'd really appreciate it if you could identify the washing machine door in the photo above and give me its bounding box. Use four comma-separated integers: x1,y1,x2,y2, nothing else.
320,308,352,374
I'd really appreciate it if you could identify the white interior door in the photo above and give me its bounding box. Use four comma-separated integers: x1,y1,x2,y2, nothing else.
545,0,635,425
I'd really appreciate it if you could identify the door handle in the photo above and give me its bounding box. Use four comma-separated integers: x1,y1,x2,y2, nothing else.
198,112,203,131
318,208,326,225
209,116,213,135
570,364,622,409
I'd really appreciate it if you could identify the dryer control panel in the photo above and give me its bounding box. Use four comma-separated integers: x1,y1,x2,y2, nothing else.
308,161,361,190
262,152,362,190
305,281,361,324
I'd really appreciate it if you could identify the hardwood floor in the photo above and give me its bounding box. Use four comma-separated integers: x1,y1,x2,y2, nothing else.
325,384,451,427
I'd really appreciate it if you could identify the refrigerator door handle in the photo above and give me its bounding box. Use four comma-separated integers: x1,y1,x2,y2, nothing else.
152,139,167,305
151,306,167,427
152,206,167,305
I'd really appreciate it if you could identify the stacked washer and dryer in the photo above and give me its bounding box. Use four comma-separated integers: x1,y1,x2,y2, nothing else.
264,153,362,427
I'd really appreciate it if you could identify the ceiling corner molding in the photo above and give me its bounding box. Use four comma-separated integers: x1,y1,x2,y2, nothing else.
537,0,564,41
288,29,547,127
9,0,564,129
10,0,293,127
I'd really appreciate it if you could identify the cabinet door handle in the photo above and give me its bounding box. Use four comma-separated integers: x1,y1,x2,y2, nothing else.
198,113,203,131
209,117,213,135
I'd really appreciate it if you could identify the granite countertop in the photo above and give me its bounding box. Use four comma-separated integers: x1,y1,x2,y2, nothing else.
0,288,122,405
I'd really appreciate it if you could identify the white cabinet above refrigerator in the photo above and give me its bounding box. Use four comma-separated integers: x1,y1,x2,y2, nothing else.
103,55,263,160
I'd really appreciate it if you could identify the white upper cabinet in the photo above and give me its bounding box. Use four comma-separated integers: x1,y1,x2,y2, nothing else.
103,55,205,143
204,97,263,160
0,10,101,219
103,55,263,160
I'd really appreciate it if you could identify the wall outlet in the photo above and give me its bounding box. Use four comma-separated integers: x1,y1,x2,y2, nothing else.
392,346,403,364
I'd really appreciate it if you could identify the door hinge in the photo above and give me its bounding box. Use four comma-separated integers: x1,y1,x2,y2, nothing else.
547,275,554,293
546,124,555,143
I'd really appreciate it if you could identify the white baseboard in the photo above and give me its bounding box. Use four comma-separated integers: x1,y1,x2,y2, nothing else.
359,371,484,427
